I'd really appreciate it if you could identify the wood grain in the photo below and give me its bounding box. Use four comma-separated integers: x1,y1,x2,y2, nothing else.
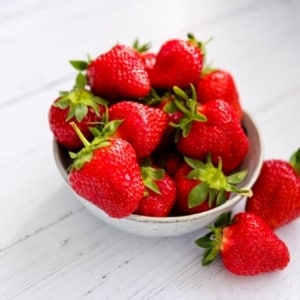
1,0,300,299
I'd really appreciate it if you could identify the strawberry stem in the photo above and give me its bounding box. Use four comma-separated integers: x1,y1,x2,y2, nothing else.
170,85,207,139
70,122,90,148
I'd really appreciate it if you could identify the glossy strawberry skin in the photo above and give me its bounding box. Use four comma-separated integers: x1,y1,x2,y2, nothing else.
149,39,203,89
69,138,144,218
174,163,212,214
140,52,156,73
176,100,249,173
221,212,290,275
246,160,300,229
196,69,243,120
135,172,176,217
109,101,169,158
87,44,151,100
154,94,183,153
49,98,103,150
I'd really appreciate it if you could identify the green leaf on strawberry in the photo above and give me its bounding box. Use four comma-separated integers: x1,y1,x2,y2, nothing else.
75,72,87,89
290,147,300,175
184,155,252,209
132,39,151,53
141,159,165,196
55,72,108,122
68,122,113,171
170,85,206,140
69,60,89,71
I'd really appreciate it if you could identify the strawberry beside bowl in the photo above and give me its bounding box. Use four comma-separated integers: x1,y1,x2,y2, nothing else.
53,111,263,237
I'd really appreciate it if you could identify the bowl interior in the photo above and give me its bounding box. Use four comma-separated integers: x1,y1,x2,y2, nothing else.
53,112,263,237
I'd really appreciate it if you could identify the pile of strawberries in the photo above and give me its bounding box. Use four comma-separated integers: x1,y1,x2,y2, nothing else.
48,33,300,276
49,33,250,219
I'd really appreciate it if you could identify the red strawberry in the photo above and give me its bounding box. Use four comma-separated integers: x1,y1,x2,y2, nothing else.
173,86,249,173
135,160,176,217
87,44,151,100
149,33,204,89
195,212,290,276
108,101,169,158
174,156,251,215
157,93,183,125
133,39,157,73
156,151,183,176
68,123,144,218
196,68,243,120
141,52,156,73
153,93,183,153
246,148,300,229
48,73,107,150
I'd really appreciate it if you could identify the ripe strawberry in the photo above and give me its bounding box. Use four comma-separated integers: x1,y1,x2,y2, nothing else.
156,151,183,176
173,86,249,173
156,93,183,125
195,212,290,276
174,156,251,215
149,33,204,89
135,160,176,217
86,44,151,100
133,39,156,73
196,68,243,120
68,122,144,218
48,73,107,150
152,93,183,153
246,148,300,229
108,101,169,158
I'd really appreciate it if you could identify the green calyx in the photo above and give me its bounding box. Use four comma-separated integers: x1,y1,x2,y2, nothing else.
187,32,203,50
187,33,213,69
132,38,151,53
195,212,232,265
185,155,252,209
68,118,123,171
141,159,165,196
140,88,163,106
55,72,108,122
170,84,207,139
69,60,89,71
290,148,300,176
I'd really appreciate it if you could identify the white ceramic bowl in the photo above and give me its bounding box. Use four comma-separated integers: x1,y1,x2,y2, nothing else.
53,112,263,237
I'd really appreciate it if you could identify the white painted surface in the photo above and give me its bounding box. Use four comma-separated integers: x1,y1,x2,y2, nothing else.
1,0,300,299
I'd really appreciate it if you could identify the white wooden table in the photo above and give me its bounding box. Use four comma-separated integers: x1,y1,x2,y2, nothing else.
1,0,300,299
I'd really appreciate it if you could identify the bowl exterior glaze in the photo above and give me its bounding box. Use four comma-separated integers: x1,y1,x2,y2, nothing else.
53,112,263,237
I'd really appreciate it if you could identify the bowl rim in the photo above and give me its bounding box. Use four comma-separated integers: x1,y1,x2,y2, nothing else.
53,111,263,224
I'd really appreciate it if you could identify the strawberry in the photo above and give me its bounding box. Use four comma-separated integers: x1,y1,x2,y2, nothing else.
135,160,176,217
48,73,107,150
246,148,300,229
149,33,204,89
86,44,151,101
195,212,290,276
68,122,144,218
156,151,183,176
152,92,183,153
173,86,249,173
133,39,156,73
108,101,169,158
156,93,183,126
174,156,251,215
196,68,243,120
